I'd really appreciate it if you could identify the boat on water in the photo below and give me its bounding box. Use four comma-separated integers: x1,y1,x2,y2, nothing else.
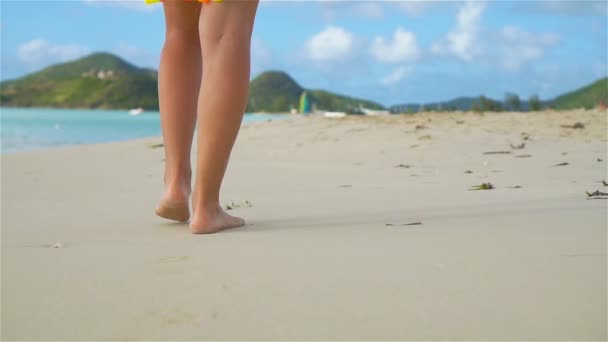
324,111,347,118
128,107,144,116
359,106,390,116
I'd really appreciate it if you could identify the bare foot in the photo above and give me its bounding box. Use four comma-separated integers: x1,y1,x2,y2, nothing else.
190,206,245,234
155,183,191,223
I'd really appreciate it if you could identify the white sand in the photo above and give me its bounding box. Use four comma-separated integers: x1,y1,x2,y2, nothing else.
2,110,607,340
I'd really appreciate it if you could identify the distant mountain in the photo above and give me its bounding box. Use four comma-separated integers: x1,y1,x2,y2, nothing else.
4,53,603,113
0,55,384,113
390,77,607,112
0,53,159,110
549,77,607,110
247,71,384,113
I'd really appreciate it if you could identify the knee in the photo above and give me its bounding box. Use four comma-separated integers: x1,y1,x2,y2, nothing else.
165,26,199,46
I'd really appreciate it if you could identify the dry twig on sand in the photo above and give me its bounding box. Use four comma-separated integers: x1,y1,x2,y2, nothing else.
386,222,423,227
560,122,585,129
483,151,511,155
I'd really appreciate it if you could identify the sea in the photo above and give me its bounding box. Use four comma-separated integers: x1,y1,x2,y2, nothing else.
0,107,286,154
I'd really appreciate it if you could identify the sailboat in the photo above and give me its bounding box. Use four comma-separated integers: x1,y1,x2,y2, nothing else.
128,107,144,116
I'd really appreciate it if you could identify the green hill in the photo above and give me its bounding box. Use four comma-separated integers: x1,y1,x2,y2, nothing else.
0,55,384,113
549,77,607,110
246,71,303,112
246,71,385,113
1,53,159,110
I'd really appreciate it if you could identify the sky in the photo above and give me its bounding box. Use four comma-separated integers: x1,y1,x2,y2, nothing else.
0,0,606,106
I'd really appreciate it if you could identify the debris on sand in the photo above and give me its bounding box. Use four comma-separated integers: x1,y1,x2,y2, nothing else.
395,164,411,168
469,182,494,190
415,124,427,130
602,180,608,186
510,143,525,150
586,190,608,199
515,154,532,158
483,151,511,155
48,242,63,248
598,158,604,162
560,122,585,129
225,200,253,210
148,143,164,149
552,162,569,167
386,222,423,227
465,170,473,174
508,185,523,189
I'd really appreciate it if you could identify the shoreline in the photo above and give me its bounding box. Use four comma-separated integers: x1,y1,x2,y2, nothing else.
0,110,292,155
3,108,606,156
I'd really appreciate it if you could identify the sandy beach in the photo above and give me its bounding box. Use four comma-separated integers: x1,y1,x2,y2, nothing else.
2,109,607,340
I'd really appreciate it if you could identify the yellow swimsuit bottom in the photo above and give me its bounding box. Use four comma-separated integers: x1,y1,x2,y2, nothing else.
145,0,223,3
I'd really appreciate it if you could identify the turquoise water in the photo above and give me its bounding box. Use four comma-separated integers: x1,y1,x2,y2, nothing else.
0,107,285,154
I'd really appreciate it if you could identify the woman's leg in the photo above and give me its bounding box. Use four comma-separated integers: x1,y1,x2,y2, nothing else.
155,1,202,222
190,0,259,234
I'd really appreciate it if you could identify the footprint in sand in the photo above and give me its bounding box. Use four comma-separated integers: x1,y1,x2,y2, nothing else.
157,256,190,264
141,307,200,326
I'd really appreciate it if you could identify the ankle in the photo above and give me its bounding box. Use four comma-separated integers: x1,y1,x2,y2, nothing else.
192,201,221,217
164,169,191,188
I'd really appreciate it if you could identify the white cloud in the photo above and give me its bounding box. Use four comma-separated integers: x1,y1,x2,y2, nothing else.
371,28,421,63
17,39,90,70
82,0,157,12
354,3,384,19
394,1,434,16
431,1,486,62
497,26,559,71
381,66,409,86
306,26,355,63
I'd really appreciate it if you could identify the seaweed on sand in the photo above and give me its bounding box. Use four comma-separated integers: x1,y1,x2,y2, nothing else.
586,190,608,199
469,182,494,190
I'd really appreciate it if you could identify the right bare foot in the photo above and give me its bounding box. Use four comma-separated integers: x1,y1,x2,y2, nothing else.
189,206,245,234
155,181,191,223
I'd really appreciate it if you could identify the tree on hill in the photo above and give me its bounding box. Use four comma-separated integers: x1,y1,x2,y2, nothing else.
504,92,521,111
528,95,542,111
472,95,502,112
